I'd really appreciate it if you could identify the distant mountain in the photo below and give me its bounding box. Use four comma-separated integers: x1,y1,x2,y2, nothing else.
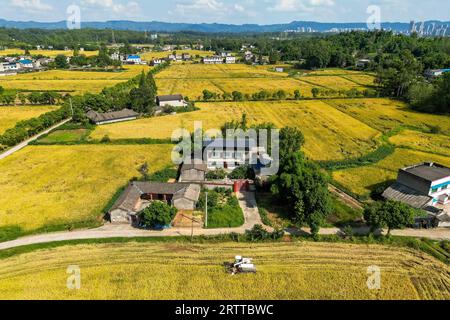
0,19,448,33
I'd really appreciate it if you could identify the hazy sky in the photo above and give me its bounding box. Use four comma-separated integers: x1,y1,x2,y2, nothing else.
1,0,449,24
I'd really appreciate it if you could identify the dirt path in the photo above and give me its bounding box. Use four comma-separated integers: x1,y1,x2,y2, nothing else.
328,184,364,210
0,118,71,160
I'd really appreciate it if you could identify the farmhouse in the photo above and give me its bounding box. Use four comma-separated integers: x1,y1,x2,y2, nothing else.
109,182,201,224
152,59,163,66
203,138,270,171
424,68,450,78
225,56,236,64
156,94,187,107
126,55,142,64
86,109,139,125
179,163,208,182
356,59,371,69
383,162,450,227
18,59,34,69
203,56,223,64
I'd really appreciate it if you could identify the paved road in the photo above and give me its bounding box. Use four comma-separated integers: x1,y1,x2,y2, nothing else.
0,191,449,251
0,191,263,251
0,118,71,160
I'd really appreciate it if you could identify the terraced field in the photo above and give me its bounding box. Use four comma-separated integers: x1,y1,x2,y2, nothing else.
0,105,59,134
333,148,450,197
0,144,173,239
0,241,448,300
0,65,150,94
91,100,380,161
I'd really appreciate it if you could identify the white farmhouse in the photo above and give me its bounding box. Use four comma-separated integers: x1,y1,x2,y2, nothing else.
225,56,236,64
156,94,187,108
203,56,223,64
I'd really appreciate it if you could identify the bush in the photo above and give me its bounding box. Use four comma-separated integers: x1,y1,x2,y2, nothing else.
138,201,177,229
245,225,284,241
206,169,227,180
229,165,255,180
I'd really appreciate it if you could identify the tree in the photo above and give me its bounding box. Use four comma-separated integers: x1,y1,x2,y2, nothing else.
271,127,330,236
311,88,320,98
129,71,156,114
138,201,177,228
294,90,302,100
202,89,215,101
232,91,243,101
55,54,68,69
269,50,280,64
364,200,416,235
279,127,305,161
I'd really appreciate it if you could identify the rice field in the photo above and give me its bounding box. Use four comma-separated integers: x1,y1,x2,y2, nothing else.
325,99,450,135
0,241,448,300
0,66,151,94
91,100,380,161
156,77,316,100
0,144,173,237
389,130,450,157
299,75,365,90
140,49,214,60
155,63,288,79
332,148,450,197
0,105,59,134
154,64,374,99
0,49,99,58
0,65,151,94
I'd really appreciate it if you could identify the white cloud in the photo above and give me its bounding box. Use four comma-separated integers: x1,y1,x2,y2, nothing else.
82,0,140,14
11,0,53,11
175,0,225,15
269,0,334,12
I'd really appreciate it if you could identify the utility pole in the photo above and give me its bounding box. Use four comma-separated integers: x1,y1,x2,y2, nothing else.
205,192,208,228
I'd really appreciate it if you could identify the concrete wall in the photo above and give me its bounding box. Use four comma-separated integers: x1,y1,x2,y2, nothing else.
173,198,195,211
180,169,205,182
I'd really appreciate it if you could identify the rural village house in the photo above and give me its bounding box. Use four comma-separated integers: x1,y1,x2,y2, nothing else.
109,182,201,224
86,109,139,125
179,163,208,182
383,162,450,227
156,94,187,108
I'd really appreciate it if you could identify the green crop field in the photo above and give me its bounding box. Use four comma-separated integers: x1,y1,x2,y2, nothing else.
0,105,59,135
0,241,448,300
0,144,173,240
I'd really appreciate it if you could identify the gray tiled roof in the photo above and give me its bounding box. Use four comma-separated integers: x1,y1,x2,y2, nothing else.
156,94,183,102
382,182,432,209
86,108,138,123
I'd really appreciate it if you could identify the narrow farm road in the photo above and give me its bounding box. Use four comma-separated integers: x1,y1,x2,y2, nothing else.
0,118,71,160
0,191,449,251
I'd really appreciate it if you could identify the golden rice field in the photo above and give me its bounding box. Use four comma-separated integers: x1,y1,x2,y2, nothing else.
140,49,214,60
0,241,448,300
389,130,450,157
333,148,450,197
326,99,450,135
0,49,98,57
300,75,365,90
0,65,151,94
155,63,288,79
156,77,317,100
0,105,58,134
91,100,380,161
308,69,375,76
0,144,173,236
154,64,374,98
341,74,376,86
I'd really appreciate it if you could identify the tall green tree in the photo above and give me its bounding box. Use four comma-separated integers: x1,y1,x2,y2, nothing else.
364,200,416,234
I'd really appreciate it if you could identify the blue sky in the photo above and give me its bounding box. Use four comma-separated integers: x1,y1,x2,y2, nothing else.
2,0,449,24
